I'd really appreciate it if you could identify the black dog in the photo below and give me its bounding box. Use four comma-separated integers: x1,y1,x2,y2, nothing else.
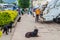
25,29,38,38
3,25,9,35
8,22,13,33
3,22,13,35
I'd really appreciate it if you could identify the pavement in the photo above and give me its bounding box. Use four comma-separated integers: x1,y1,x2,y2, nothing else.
0,28,15,40
11,14,60,40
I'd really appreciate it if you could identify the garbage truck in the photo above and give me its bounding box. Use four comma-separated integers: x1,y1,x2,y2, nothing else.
41,0,60,23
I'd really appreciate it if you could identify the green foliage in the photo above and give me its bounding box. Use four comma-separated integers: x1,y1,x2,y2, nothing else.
18,0,30,8
0,0,4,3
0,12,11,25
0,10,18,26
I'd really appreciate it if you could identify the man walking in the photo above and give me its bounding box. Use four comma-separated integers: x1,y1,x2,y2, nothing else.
17,8,21,22
35,8,41,22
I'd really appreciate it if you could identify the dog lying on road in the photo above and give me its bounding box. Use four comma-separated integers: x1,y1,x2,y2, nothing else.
25,29,38,38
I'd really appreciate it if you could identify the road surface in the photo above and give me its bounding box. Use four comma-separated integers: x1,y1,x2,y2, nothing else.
11,14,60,40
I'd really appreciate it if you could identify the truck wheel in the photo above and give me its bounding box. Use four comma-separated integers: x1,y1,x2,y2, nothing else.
53,18,56,22
56,18,60,23
53,18,60,23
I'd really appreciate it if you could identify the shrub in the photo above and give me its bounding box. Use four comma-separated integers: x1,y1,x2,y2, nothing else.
0,10,18,26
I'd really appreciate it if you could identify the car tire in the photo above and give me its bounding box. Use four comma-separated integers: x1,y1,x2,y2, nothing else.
53,18,60,23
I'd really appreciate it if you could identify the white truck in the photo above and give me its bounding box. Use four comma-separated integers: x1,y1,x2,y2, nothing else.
41,0,60,23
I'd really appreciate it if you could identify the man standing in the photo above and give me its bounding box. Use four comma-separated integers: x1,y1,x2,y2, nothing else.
17,8,21,22
35,8,41,22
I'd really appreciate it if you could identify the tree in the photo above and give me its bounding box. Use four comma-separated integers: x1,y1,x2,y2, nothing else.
0,0,4,3
12,2,16,5
18,0,30,8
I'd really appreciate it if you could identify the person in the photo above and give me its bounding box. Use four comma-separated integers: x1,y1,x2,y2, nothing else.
21,9,24,15
17,8,21,22
28,8,32,15
28,9,30,15
33,8,37,17
13,4,16,10
35,8,41,22
17,8,21,15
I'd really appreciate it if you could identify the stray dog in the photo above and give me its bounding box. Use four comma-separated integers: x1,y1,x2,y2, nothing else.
25,29,38,38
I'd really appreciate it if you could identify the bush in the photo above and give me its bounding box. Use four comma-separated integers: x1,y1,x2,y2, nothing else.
0,10,18,26
5,10,18,21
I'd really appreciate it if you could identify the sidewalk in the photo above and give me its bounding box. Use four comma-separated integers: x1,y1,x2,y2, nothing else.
0,15,20,40
0,28,15,40
12,14,60,40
